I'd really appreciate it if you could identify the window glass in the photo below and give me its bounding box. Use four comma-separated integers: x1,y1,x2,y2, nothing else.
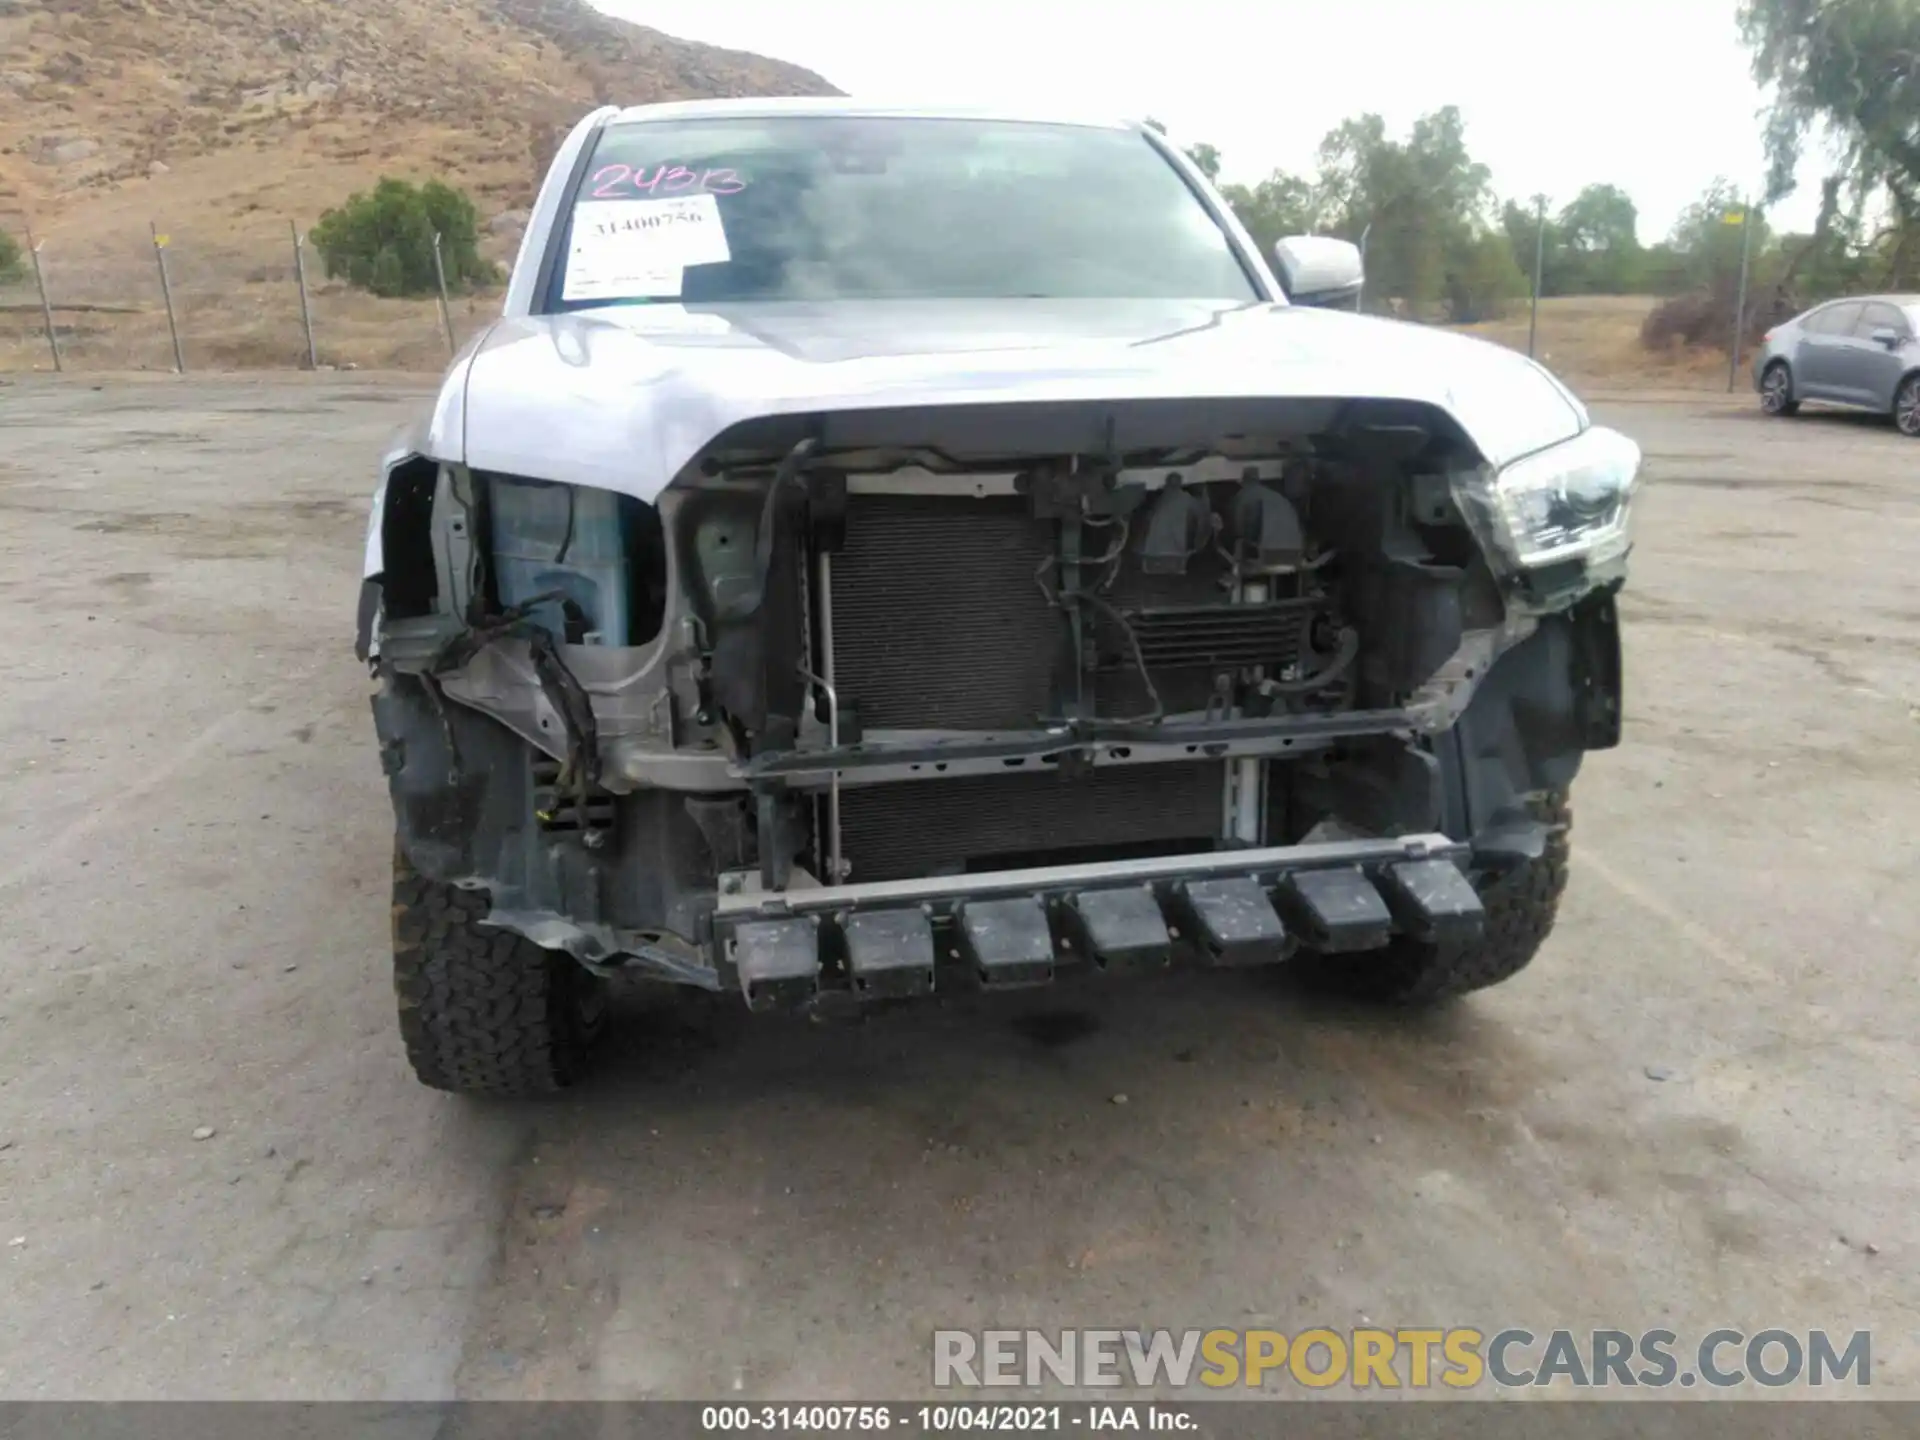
544,116,1259,309
1806,302,1863,335
1855,302,1908,337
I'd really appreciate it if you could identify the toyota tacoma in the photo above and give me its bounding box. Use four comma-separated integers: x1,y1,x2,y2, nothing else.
358,99,1635,1096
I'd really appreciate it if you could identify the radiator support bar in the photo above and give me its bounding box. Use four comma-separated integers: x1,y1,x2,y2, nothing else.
717,832,1462,919
737,706,1418,783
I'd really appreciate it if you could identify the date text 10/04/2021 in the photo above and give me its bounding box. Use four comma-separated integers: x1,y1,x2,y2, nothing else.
700,1406,1196,1433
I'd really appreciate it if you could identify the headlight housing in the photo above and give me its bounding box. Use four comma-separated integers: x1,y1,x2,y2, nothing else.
1459,425,1641,574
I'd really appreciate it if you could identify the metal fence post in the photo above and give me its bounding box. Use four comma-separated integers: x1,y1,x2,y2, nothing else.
1728,198,1755,394
1529,195,1547,359
151,222,185,373
431,231,456,356
291,220,318,370
25,223,61,373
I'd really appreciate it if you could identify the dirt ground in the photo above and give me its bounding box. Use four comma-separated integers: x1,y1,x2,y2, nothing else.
0,376,1915,1402
1457,294,1732,392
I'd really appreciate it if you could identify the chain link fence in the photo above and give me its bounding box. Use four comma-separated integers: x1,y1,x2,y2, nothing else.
0,208,1719,390
0,210,508,375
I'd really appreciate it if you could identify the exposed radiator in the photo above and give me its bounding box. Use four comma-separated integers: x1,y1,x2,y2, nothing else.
830,494,1056,731
838,763,1225,883
824,492,1326,881
830,493,1288,730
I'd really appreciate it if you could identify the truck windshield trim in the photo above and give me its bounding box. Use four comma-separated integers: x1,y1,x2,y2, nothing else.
539,115,1261,312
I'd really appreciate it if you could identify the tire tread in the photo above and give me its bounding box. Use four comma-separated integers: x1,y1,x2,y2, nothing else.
391,846,601,1096
1304,791,1572,1005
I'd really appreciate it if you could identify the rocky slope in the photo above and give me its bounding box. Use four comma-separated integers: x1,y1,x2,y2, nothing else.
0,0,838,231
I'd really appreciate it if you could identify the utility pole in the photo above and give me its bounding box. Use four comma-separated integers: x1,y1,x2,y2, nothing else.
1728,196,1756,393
1529,194,1548,359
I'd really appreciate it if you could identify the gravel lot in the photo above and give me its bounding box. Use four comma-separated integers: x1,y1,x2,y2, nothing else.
0,376,1915,1401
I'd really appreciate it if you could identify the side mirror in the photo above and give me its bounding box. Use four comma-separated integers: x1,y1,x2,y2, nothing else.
1272,235,1364,308
1869,326,1902,350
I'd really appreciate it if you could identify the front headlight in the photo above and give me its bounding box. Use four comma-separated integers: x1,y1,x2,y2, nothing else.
1472,425,1641,572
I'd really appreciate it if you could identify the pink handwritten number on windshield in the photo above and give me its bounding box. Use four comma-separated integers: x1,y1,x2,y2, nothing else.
587,164,747,199
588,163,631,198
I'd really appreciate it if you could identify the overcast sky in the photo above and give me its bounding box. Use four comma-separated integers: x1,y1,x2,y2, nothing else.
595,0,1829,240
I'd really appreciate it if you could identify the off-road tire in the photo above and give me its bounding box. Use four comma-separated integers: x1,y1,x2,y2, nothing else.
1760,361,1799,416
1299,791,1572,1005
391,843,607,1096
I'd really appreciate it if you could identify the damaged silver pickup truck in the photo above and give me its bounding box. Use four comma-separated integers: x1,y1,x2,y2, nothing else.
358,99,1636,1095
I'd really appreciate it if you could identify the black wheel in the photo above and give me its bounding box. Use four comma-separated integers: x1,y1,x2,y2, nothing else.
392,842,608,1096
1895,375,1920,438
1760,361,1799,416
1298,791,1572,1005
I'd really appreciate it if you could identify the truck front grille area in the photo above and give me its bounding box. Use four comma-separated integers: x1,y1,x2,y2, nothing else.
830,493,1320,731
830,494,1056,732
820,492,1335,882
837,763,1225,884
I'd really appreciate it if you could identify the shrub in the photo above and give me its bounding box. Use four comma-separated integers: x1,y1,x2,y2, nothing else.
1639,292,1722,350
1445,230,1528,324
310,178,500,299
0,227,24,284
1640,287,1795,354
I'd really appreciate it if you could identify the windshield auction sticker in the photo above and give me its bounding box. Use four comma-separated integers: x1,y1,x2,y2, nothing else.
562,193,731,301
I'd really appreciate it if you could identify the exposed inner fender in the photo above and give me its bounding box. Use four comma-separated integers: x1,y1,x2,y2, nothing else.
373,672,722,986
1442,587,1621,864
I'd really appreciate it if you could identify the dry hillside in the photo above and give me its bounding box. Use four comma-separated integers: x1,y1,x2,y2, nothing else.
0,0,837,369
0,0,836,225
0,8,1730,390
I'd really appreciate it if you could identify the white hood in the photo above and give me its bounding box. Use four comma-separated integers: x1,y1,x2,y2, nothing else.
408,298,1588,504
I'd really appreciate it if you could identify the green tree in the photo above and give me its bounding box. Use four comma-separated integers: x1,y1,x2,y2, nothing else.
1500,198,1546,283
1315,107,1516,319
1553,184,1643,293
1218,171,1321,258
1635,241,1692,296
1741,0,1920,286
1184,142,1223,182
1141,117,1222,183
1639,178,1790,352
1668,178,1773,292
1775,177,1881,301
1446,229,1529,322
0,227,23,284
310,177,500,299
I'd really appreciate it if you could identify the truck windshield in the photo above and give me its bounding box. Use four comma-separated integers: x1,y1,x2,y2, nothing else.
543,115,1260,310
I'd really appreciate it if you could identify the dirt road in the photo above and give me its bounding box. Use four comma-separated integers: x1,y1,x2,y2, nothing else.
1,377,1914,1399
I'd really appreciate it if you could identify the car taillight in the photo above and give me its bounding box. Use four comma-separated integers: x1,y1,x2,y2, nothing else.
1760,330,1773,343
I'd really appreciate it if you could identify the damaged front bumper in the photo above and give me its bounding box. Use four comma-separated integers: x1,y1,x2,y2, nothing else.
714,832,1484,1011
